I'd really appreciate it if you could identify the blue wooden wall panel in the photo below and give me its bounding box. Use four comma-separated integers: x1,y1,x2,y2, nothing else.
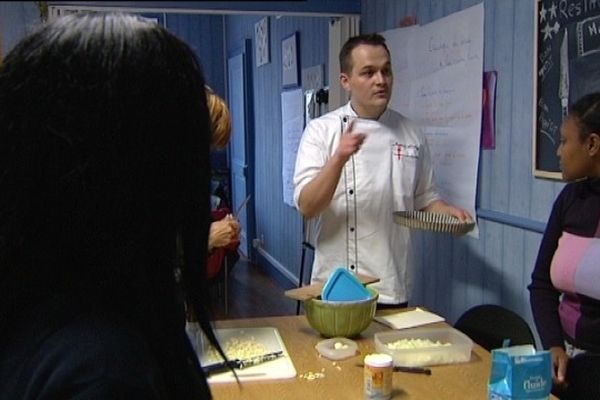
450,238,469,320
225,15,329,281
49,1,361,15
0,2,39,54
482,223,503,305
165,14,225,96
420,230,438,307
531,179,559,221
465,234,485,307
410,231,425,308
503,227,526,312
435,234,453,317
509,1,535,218
371,1,388,32
489,1,513,214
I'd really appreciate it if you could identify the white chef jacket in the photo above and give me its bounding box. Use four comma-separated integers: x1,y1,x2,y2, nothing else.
293,102,440,304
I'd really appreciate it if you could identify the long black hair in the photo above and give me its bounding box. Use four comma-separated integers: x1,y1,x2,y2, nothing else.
0,13,219,398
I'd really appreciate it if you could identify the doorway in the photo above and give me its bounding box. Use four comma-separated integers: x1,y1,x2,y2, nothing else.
228,39,255,258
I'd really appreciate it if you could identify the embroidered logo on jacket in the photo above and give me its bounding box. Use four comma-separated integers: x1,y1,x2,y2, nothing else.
392,143,419,160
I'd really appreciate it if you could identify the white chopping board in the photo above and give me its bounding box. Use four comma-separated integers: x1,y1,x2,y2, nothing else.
198,327,296,383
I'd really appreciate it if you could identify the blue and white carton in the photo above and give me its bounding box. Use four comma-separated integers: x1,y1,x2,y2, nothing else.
488,344,552,400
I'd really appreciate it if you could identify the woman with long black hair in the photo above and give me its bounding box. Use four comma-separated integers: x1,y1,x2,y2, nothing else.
0,13,222,399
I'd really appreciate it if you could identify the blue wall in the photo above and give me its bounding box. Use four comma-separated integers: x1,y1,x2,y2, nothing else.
1,4,228,174
0,4,225,96
3,1,568,345
225,14,329,285
164,13,227,171
166,14,225,97
47,1,361,16
0,2,39,56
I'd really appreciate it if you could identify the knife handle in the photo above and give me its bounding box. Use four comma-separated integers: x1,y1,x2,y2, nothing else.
393,366,432,375
203,359,239,375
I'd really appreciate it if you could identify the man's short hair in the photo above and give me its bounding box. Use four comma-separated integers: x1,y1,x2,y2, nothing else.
339,33,390,74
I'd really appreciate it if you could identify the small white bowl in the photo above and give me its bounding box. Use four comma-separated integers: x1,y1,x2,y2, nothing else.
315,337,358,360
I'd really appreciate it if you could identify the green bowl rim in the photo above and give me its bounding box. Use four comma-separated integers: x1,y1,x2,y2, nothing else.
305,287,379,305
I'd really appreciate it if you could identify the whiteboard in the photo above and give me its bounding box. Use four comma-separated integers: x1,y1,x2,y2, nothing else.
381,3,484,237
281,88,304,208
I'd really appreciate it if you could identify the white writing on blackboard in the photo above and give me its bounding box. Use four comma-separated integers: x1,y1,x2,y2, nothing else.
577,15,600,56
536,0,600,173
538,45,555,81
559,0,600,19
538,98,559,146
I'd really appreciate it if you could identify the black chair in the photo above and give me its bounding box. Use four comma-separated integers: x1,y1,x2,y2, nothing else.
454,304,536,351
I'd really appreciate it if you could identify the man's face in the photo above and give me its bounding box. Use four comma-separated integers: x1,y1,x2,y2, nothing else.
340,44,393,119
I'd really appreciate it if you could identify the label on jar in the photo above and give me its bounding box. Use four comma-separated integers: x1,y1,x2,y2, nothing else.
364,353,393,400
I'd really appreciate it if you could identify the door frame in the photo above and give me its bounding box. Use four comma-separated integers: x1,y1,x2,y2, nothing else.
227,39,255,260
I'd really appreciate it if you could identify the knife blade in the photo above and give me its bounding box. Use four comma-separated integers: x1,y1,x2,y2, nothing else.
234,194,252,217
237,350,283,368
203,351,284,376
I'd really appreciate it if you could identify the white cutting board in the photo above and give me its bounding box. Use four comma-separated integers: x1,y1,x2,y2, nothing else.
198,327,296,383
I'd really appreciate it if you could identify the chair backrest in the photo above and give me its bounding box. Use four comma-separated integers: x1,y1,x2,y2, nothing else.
454,304,536,351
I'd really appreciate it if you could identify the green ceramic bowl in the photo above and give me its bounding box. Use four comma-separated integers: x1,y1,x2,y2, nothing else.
304,287,378,338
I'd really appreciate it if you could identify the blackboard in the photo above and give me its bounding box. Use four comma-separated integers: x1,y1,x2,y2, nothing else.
535,0,600,179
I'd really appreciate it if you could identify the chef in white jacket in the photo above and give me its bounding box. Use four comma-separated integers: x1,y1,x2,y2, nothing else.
293,33,470,306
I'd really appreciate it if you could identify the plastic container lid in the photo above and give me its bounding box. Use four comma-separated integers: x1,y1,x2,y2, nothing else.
374,327,473,367
315,337,358,360
321,268,371,302
364,353,393,367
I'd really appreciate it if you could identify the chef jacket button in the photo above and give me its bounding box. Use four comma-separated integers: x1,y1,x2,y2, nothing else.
349,189,354,195
350,227,355,232
350,265,355,270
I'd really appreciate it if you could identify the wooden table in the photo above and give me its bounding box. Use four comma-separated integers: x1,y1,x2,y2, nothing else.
209,311,557,400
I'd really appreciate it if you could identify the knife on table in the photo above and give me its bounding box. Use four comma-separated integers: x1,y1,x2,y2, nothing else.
355,363,431,375
203,351,284,376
